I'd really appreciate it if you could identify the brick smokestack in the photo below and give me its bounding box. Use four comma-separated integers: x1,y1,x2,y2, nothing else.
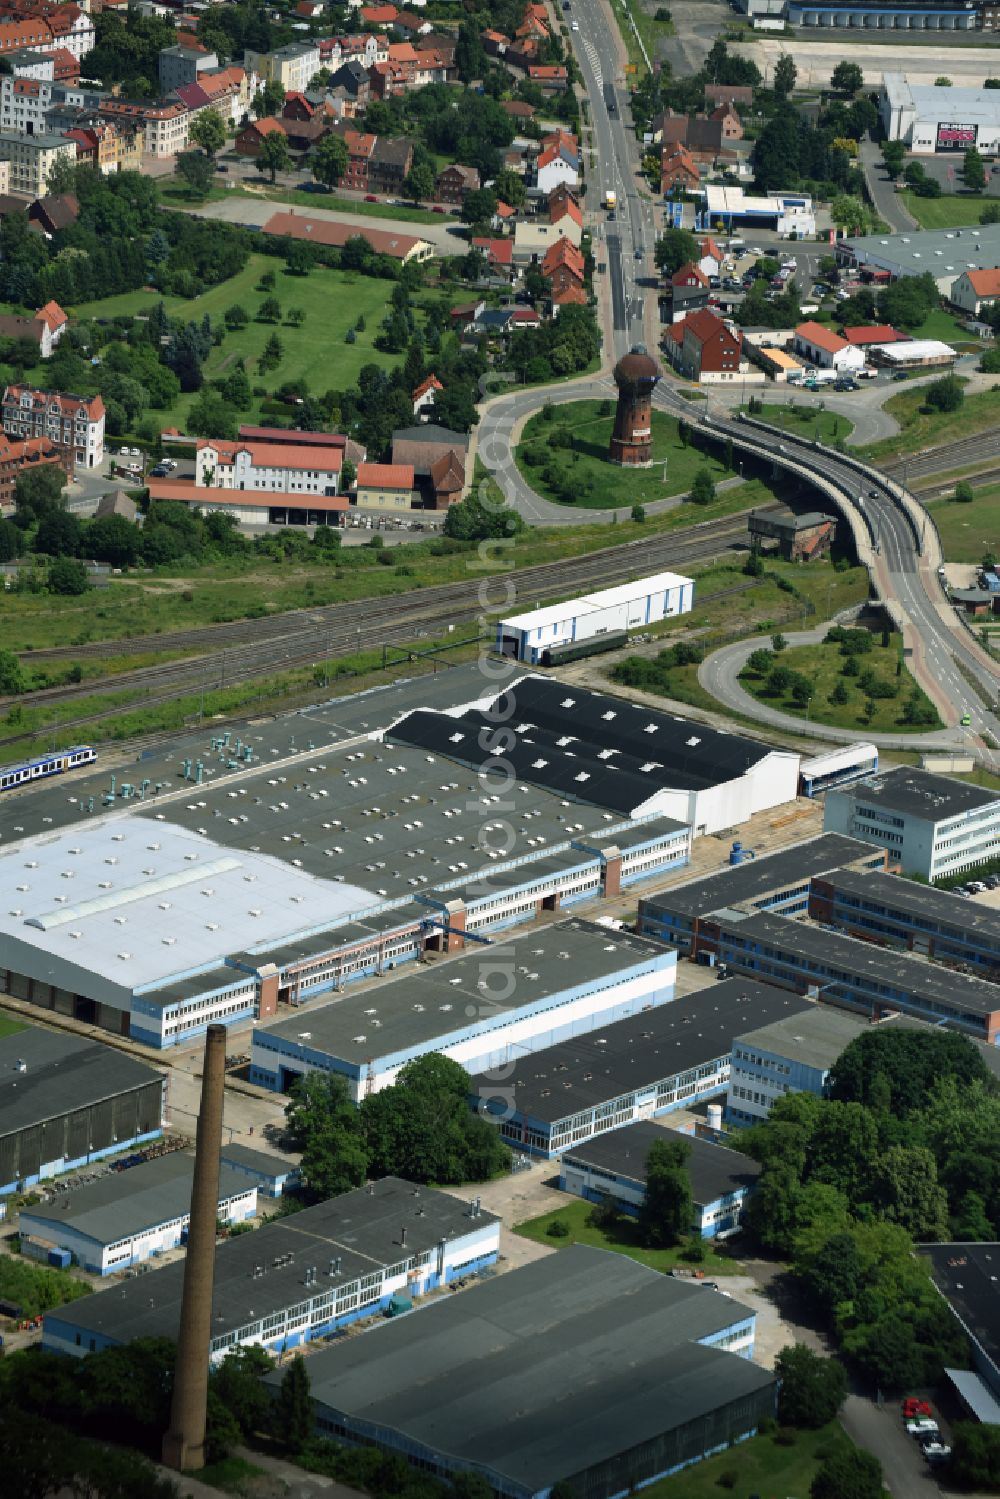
162,1023,227,1472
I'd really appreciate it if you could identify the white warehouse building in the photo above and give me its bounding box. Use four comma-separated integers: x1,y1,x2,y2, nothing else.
496,572,694,665
879,73,1000,155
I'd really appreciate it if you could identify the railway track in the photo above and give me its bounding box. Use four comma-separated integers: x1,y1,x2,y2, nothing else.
884,430,1000,483
911,465,1000,501
1,513,750,734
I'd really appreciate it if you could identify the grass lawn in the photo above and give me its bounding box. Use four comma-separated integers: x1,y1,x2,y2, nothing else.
0,1014,25,1038
513,1196,745,1276
898,190,994,230
160,174,444,225
862,384,1000,465
739,631,943,732
195,1456,266,1494
907,306,980,344
929,481,1000,563
516,399,731,509
641,1421,855,1499
746,402,855,446
72,253,402,429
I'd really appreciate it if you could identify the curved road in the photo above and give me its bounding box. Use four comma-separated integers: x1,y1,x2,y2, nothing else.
699,627,973,751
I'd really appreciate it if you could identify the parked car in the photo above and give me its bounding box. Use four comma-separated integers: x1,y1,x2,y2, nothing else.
892,371,910,381
571,18,580,27
903,1398,934,1419
364,194,378,202
906,1419,939,1439
923,1443,952,1463
150,464,169,477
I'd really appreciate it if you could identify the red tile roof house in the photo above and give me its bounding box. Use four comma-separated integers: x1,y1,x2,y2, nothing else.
236,116,289,157
660,145,700,193
0,299,67,359
662,309,745,385
793,320,866,372
950,268,1000,318
473,236,516,278
840,325,910,350
542,236,586,307
354,461,415,511
412,373,443,417
527,64,568,92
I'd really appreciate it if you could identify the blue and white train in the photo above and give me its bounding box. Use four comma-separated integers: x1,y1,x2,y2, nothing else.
0,745,97,793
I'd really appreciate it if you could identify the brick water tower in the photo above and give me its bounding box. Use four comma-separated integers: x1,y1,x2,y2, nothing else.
609,345,660,467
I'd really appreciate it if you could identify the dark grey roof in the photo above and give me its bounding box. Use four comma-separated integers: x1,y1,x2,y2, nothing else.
825,866,1000,946
838,767,1000,822
642,834,881,921
370,136,414,168
734,1004,867,1070
221,1143,300,1178
471,976,812,1124
0,1026,162,1140
260,918,672,1066
53,1177,496,1345
20,1153,250,1249
390,423,471,450
923,1243,1000,1369
267,1244,772,1495
390,677,782,815
721,911,1000,1018
563,1121,761,1208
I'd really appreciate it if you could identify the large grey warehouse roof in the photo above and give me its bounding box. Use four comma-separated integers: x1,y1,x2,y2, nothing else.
642,834,880,919
563,1121,761,1207
260,918,672,1065
272,1244,772,1496
922,1243,1000,1373
21,1152,250,1249
826,866,1000,945
734,1004,868,1071
0,1026,162,1138
55,1177,496,1345
832,767,999,821
470,977,812,1123
389,676,780,811
842,222,1000,279
723,911,1000,1017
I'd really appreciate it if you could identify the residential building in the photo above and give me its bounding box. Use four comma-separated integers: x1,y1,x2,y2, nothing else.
560,1121,762,1237
658,111,726,161
391,422,468,505
793,320,866,371
2,382,103,466
663,308,749,384
513,219,566,264
698,236,724,278
368,133,412,193
0,128,73,196
712,102,743,139
411,372,442,417
535,137,578,194
705,83,753,109
0,297,66,356
236,116,290,157
823,767,1000,880
158,42,217,93
195,437,343,495
473,976,806,1158
541,235,586,304
951,267,1000,317
0,18,57,59
0,429,65,508
671,262,710,320
0,1024,164,1197
661,144,700,192
44,1177,501,1361
354,460,414,511
139,100,190,158
270,1247,772,1497
327,58,370,112
435,161,479,204
527,63,568,90
26,189,76,233
472,236,515,278
19,1152,257,1275
549,193,583,245
727,1005,868,1126
245,40,321,95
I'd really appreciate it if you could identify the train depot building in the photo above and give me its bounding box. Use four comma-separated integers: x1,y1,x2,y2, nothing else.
265,1245,776,1499
43,1176,500,1360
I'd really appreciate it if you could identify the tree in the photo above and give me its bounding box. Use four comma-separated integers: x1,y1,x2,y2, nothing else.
15,463,65,521
950,1422,1000,1489
284,1073,367,1201
771,632,787,652
811,1448,884,1499
654,227,699,276
639,1138,692,1248
955,479,974,502
829,679,849,705
258,295,281,323
775,1345,847,1428
274,1355,312,1454
260,331,283,371
211,1346,274,1442
362,1053,510,1185
830,195,870,235
790,675,814,708
86,514,140,568
869,1145,949,1240
34,508,80,557
253,78,285,118
935,76,953,87
176,149,214,197
47,555,88,594
461,187,498,227
187,390,239,442
963,145,986,194
832,1028,991,1119
773,53,797,101
927,374,964,412
766,665,792,695
631,503,646,523
189,107,226,160
224,304,249,330
403,161,436,205
980,347,1000,372
746,648,775,675
256,130,291,185
831,61,864,95
444,491,524,542
690,467,716,506
880,140,906,181
311,131,348,190
494,168,526,209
